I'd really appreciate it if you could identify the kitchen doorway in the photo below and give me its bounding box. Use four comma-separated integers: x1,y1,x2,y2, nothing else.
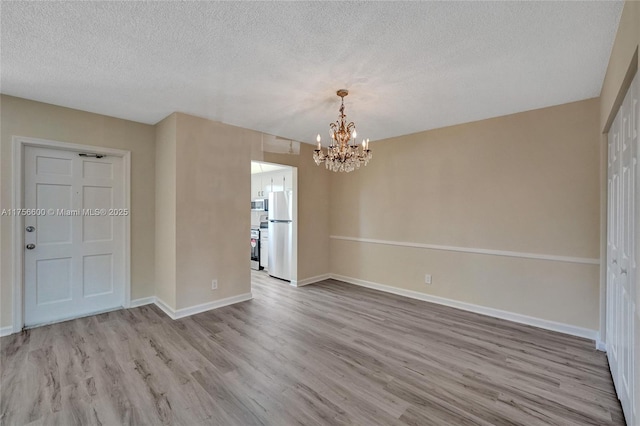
250,161,298,286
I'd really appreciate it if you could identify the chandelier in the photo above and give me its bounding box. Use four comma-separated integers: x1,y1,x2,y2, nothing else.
313,89,372,172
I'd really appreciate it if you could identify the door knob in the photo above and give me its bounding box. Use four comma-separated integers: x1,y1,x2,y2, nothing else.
26,243,36,250
25,226,35,232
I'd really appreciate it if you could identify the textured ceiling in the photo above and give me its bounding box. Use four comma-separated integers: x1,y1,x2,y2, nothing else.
1,1,623,144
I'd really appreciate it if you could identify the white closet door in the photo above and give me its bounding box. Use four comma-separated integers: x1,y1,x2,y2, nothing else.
24,146,125,327
607,105,621,389
607,73,638,426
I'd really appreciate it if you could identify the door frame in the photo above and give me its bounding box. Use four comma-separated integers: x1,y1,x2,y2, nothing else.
11,136,131,333
249,161,298,284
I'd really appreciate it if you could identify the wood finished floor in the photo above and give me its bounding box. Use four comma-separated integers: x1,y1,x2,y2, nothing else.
1,271,624,426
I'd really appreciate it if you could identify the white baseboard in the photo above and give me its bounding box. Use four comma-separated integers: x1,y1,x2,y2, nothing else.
154,293,253,320
596,339,607,352
130,296,156,308
0,293,253,336
153,297,176,319
291,273,331,287
330,274,599,341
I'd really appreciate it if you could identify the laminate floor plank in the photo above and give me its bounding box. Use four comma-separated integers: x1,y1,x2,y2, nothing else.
1,271,624,425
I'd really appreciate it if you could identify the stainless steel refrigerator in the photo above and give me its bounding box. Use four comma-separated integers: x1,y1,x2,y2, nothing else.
268,191,292,281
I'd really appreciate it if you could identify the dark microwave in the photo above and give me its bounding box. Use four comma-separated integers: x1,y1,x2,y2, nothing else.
251,199,268,211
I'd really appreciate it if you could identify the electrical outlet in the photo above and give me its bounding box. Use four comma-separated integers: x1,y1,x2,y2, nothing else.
424,274,432,285
211,279,218,290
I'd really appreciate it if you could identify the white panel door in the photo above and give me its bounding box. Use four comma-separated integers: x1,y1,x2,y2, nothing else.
607,104,622,390
607,73,638,426
24,146,125,326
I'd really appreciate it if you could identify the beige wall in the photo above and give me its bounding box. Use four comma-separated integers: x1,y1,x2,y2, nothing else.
600,1,639,132
0,95,156,328
154,113,177,308
253,142,331,282
0,96,331,326
173,113,255,309
156,114,331,308
3,10,623,335
330,98,601,330
599,1,640,419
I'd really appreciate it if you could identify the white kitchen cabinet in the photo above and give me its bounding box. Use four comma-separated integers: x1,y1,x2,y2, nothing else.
263,174,275,195
252,175,267,198
284,171,293,191
250,176,256,198
252,170,293,199
270,173,283,193
267,171,291,193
